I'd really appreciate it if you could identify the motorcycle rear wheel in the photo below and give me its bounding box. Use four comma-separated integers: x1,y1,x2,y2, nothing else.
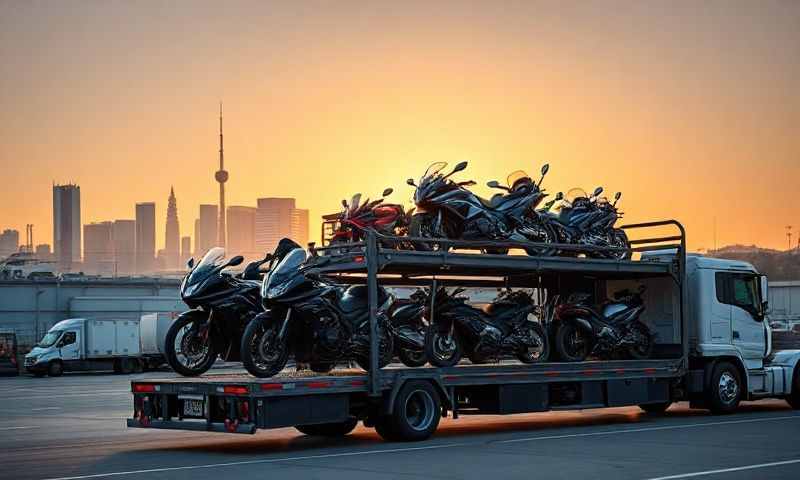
554,320,592,362
523,222,558,257
607,229,632,260
398,348,427,367
516,322,550,363
241,315,289,378
355,326,394,371
626,322,653,359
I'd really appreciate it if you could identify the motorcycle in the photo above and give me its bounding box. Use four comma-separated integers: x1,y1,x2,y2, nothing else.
388,289,428,367
240,238,394,378
324,189,410,253
164,249,272,376
407,161,557,255
543,187,631,259
423,287,550,367
552,286,653,362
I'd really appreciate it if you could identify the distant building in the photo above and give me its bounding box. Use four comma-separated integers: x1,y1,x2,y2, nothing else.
180,236,191,265
255,198,309,253
35,244,52,260
112,220,136,275
135,202,156,274
83,222,114,276
196,204,218,256
0,229,19,258
164,187,180,269
227,206,256,258
53,184,81,271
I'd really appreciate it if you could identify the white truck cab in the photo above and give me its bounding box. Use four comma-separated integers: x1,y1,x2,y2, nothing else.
643,252,800,412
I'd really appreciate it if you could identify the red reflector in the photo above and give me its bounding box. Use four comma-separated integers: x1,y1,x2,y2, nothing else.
133,384,156,393
307,381,332,388
261,383,283,391
615,369,626,375
223,385,248,395
349,380,366,386
644,368,657,374
353,255,365,263
582,370,597,376
544,371,560,377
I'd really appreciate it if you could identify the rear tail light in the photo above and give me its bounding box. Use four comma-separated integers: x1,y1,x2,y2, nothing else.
133,383,156,393
222,385,248,395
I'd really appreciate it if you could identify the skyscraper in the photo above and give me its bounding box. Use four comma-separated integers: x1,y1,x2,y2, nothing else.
180,236,191,265
0,229,19,258
53,183,81,271
135,202,156,274
227,206,256,259
112,219,136,275
164,187,180,269
215,103,228,248
196,204,218,256
83,221,114,276
255,198,310,253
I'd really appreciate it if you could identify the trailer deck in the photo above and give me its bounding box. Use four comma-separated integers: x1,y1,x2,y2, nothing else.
128,220,688,439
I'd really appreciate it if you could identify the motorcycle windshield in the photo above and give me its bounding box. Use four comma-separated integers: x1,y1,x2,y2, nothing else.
421,161,447,182
186,247,226,285
507,170,531,189
263,247,307,298
565,187,588,204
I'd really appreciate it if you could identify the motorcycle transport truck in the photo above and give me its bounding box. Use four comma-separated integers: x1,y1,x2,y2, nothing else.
126,221,800,440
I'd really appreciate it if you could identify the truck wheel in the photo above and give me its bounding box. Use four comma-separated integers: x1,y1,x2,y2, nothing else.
788,367,800,410
295,418,358,437
639,402,671,414
374,415,398,441
707,362,742,414
48,360,63,377
387,380,441,441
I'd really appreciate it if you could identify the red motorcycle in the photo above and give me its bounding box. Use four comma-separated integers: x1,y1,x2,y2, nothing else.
324,188,410,251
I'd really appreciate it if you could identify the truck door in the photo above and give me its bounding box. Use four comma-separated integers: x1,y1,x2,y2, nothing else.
716,272,765,369
58,331,81,363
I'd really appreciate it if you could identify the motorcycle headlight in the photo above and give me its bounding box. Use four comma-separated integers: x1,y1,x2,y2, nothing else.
183,281,201,298
266,281,291,300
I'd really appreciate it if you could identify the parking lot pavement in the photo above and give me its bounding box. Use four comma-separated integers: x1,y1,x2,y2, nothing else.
1,372,799,480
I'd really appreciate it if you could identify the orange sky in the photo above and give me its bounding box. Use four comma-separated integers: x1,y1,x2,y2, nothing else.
1,1,798,252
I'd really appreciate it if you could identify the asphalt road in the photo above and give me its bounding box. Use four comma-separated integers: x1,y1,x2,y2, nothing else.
1,371,800,480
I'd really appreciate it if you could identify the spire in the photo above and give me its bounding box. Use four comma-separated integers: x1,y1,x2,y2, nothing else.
214,102,228,248
219,101,224,171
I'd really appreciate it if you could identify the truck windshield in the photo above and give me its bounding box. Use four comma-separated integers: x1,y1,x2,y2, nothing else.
38,330,63,348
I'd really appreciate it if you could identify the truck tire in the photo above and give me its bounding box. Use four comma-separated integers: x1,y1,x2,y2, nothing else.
639,402,671,414
48,360,63,377
374,415,399,441
788,367,800,410
295,418,358,437
707,362,742,414
386,380,441,441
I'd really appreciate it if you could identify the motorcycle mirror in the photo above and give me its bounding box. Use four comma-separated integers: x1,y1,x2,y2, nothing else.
593,186,603,197
382,187,393,197
541,164,549,176
487,180,501,188
452,161,468,174
406,178,416,186
341,199,348,209
227,255,245,267
614,192,622,200
186,257,194,269
555,192,564,200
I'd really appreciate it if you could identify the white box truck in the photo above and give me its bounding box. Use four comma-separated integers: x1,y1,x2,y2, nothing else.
24,313,173,377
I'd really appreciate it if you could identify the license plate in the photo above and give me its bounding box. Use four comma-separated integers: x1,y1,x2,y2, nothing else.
182,398,204,418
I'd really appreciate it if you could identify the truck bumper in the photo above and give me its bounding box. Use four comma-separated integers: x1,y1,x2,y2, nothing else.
126,418,257,434
25,364,47,375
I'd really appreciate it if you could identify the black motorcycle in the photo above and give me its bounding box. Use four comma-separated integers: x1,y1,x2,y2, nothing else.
424,287,550,367
407,161,557,255
240,238,394,378
542,187,630,259
389,289,428,367
164,249,272,376
553,286,652,362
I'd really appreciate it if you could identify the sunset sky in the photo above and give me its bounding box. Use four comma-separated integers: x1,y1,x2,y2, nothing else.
1,1,798,252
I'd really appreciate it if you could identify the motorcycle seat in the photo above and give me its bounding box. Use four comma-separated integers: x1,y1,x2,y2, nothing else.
477,195,498,209
339,285,388,314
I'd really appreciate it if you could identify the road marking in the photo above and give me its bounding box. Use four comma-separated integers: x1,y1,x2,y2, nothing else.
3,390,129,401
32,407,62,411
0,426,39,431
643,458,800,479
39,442,475,480
494,414,800,444
37,413,800,480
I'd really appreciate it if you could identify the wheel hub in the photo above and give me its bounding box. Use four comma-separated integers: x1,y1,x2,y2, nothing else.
718,372,739,404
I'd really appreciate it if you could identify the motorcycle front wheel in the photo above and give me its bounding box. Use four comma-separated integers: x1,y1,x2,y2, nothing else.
554,320,592,362
516,322,550,364
355,324,394,371
164,312,217,377
424,324,462,367
607,229,632,260
626,322,653,359
409,213,442,251
241,314,289,378
398,348,427,367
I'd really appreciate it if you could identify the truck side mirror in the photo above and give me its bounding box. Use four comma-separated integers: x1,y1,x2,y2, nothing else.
760,275,769,314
